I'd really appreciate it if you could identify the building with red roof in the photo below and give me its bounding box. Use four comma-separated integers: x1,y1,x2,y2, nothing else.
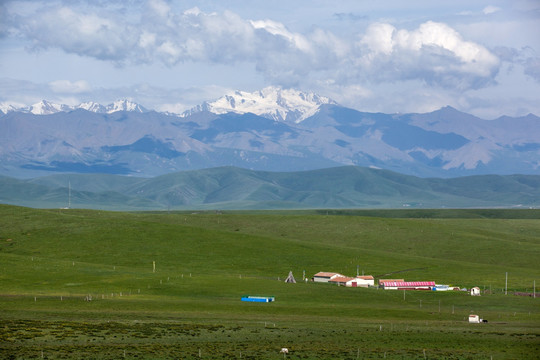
380,281,435,290
313,272,343,283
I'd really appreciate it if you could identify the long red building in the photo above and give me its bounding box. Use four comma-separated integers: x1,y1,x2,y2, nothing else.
380,280,435,290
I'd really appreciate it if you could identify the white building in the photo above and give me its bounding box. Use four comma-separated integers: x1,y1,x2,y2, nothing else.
348,275,375,287
329,276,355,286
470,287,481,296
313,272,343,283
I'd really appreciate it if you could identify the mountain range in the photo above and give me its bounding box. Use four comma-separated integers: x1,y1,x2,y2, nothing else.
0,99,147,115
1,166,539,210
1,86,539,179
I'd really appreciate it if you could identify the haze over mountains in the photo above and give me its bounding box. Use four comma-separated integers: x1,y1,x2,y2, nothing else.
1,87,539,180
1,166,539,210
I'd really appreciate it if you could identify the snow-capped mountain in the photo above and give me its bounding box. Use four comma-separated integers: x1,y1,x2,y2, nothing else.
183,86,337,123
0,102,21,115
1,88,539,179
0,99,147,115
104,99,147,113
2,87,330,120
30,100,72,115
78,101,106,113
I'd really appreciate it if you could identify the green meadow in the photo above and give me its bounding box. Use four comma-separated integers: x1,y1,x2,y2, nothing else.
0,205,538,359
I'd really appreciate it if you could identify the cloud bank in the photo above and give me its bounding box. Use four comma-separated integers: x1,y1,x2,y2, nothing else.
2,0,539,118
6,1,504,91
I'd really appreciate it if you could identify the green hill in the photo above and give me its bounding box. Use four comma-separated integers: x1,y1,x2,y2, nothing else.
0,205,538,358
2,166,540,210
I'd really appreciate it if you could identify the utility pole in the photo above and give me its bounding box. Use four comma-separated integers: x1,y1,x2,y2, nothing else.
505,272,508,295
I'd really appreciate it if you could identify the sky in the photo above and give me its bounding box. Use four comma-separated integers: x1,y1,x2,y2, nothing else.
0,0,539,119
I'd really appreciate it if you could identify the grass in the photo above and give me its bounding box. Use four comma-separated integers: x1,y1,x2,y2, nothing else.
0,205,539,359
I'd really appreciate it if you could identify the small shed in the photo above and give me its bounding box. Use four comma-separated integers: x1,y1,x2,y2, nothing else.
468,314,481,323
470,287,481,296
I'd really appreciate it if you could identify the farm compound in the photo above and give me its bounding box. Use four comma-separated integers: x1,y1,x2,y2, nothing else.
314,273,455,291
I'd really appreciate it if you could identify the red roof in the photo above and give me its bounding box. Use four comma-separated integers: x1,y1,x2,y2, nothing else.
383,281,435,287
329,276,355,283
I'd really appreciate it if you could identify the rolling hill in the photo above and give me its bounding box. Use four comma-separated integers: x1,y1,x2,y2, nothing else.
1,166,539,210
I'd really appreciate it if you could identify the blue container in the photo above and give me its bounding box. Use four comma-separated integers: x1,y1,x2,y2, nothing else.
241,295,275,302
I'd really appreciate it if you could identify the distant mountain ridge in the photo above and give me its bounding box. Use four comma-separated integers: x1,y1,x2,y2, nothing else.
0,99,147,115
1,166,539,210
0,87,539,178
0,87,333,120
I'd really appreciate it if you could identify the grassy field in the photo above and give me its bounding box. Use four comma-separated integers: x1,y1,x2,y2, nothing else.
0,205,538,359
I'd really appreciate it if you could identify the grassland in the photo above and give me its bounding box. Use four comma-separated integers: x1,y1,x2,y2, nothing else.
0,205,538,359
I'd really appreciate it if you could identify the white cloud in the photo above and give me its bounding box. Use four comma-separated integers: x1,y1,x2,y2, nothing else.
360,23,395,55
356,21,500,89
148,0,171,19
2,1,539,117
251,19,311,52
524,56,540,81
49,80,91,94
483,5,501,15
492,46,540,83
138,31,156,48
4,3,504,92
22,6,138,62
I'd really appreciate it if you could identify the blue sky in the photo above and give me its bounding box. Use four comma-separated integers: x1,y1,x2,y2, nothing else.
1,0,539,118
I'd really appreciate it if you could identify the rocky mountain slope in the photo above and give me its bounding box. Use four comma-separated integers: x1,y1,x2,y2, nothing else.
0,88,539,179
